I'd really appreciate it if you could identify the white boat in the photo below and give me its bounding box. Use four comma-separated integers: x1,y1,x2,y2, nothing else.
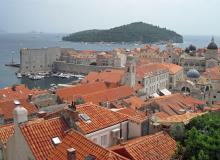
74,75,85,78
50,83,56,87
29,75,44,80
16,73,22,78
59,73,71,78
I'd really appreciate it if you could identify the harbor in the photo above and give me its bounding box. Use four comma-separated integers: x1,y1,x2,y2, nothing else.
15,72,85,89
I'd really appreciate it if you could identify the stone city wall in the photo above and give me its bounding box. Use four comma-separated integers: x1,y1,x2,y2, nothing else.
53,61,124,74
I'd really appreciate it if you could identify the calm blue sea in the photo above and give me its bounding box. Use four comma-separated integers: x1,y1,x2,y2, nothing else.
0,33,219,89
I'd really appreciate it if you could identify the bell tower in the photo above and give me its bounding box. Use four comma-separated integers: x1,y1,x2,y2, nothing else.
124,62,136,88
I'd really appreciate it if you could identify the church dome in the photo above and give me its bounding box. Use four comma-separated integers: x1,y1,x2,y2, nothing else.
187,69,200,78
207,37,218,50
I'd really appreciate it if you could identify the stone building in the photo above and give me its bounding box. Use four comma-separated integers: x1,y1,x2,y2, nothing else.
136,63,169,97
179,37,219,73
175,69,213,104
202,66,220,104
20,47,61,75
205,37,220,68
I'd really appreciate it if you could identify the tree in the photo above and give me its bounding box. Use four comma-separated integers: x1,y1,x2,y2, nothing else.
170,123,185,141
175,113,220,160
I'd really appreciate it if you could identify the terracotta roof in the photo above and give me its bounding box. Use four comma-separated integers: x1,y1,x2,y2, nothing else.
136,63,169,78
160,63,183,74
56,82,108,103
123,96,146,110
82,85,133,104
20,118,69,160
0,99,37,120
146,93,205,116
0,124,14,145
110,131,176,160
82,69,125,84
158,112,206,124
116,108,147,123
47,130,128,160
154,112,170,120
0,85,46,103
204,104,220,112
76,103,128,134
203,66,220,80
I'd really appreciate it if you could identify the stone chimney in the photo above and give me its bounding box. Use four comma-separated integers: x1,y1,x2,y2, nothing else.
28,94,33,101
61,109,79,129
67,148,76,160
13,100,28,124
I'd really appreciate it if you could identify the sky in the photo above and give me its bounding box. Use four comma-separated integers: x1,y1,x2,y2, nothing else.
0,0,220,35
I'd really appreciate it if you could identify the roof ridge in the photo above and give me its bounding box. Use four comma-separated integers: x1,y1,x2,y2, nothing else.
125,131,166,147
64,130,129,160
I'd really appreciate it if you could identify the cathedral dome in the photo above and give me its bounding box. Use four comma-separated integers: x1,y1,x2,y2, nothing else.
207,37,218,50
187,69,200,79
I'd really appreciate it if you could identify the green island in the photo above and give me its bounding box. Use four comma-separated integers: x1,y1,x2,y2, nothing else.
62,22,183,43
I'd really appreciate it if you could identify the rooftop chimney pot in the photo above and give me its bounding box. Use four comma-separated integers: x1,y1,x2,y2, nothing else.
67,148,76,160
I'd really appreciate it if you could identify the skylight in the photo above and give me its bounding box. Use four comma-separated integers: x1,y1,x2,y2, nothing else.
79,114,91,123
52,137,61,145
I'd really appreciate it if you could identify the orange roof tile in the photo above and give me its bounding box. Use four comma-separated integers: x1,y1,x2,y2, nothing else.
160,63,183,74
123,96,146,110
0,124,14,145
20,118,69,160
0,85,46,103
136,63,169,78
203,66,220,80
0,99,37,120
82,69,125,84
47,130,128,160
154,112,170,120
82,85,133,104
111,131,176,160
116,108,147,123
146,93,205,116
56,82,108,103
158,112,206,124
76,103,128,134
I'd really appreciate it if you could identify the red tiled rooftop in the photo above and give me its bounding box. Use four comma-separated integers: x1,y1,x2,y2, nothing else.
0,85,46,103
76,103,128,134
154,112,170,120
110,131,176,160
56,82,109,103
203,66,220,80
47,130,128,160
20,117,69,160
158,112,206,124
82,69,125,84
116,108,147,123
136,63,169,78
146,93,205,116
82,85,133,104
160,63,183,74
0,124,14,145
123,96,146,110
0,99,37,120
